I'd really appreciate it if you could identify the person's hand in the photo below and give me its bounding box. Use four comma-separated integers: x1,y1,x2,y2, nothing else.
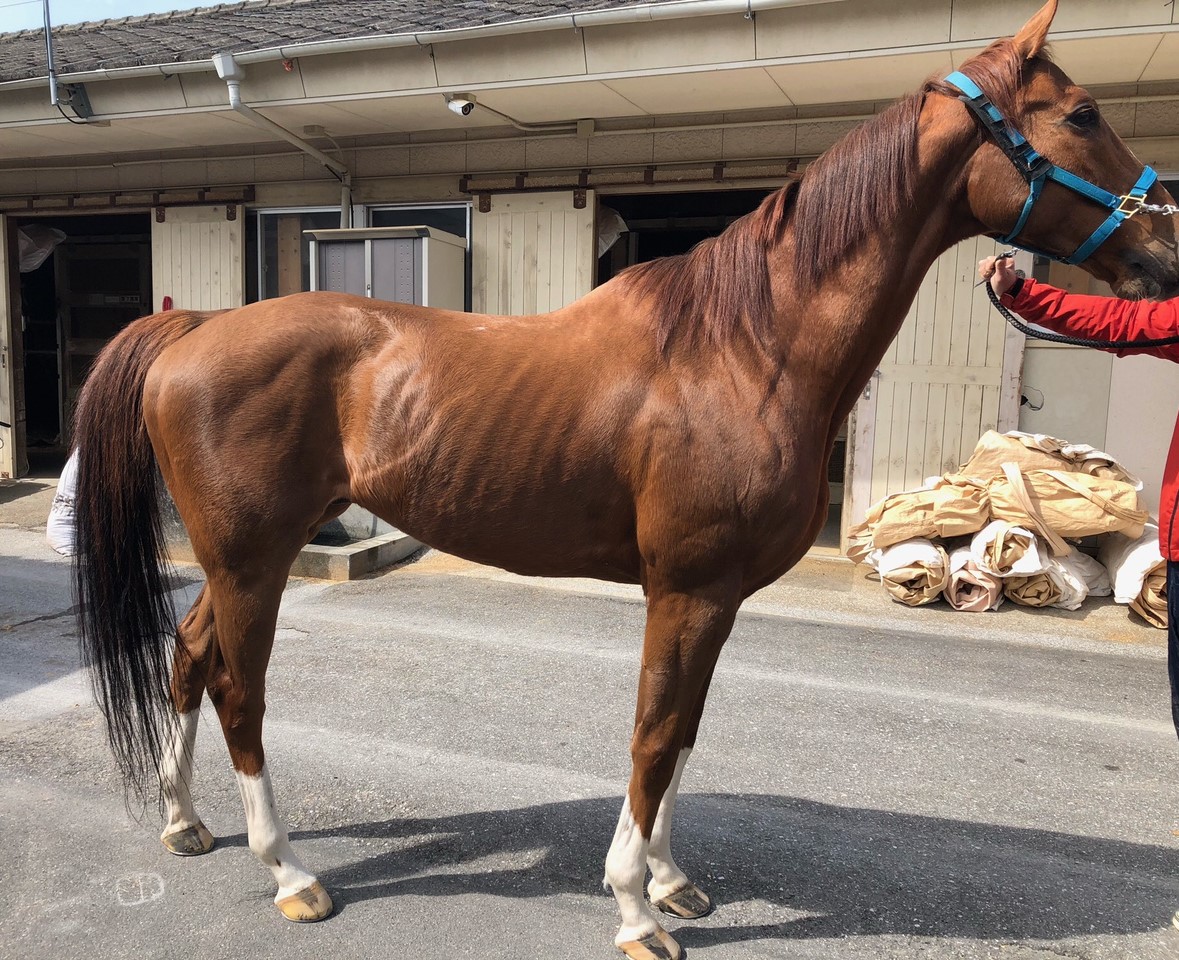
978,255,1018,296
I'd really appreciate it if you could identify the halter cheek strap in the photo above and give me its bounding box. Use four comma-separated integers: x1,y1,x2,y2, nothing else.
944,70,1157,266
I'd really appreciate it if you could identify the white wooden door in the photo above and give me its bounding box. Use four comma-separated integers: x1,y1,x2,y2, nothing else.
471,191,595,314
151,204,245,312
850,236,1023,517
0,214,15,478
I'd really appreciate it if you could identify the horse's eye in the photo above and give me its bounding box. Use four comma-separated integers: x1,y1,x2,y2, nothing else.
1067,106,1100,130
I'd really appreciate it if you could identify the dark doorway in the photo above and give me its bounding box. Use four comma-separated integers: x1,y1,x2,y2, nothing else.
15,213,152,459
596,188,772,284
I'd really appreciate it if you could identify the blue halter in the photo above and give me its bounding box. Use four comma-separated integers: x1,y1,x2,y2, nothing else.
944,70,1157,266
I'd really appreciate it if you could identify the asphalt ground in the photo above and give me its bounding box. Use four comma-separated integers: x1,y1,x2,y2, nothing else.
3,522,1179,960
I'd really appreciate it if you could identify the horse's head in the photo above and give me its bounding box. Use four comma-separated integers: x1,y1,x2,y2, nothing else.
956,0,1179,299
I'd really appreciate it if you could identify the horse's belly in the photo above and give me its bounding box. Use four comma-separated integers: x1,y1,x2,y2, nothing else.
358,458,643,583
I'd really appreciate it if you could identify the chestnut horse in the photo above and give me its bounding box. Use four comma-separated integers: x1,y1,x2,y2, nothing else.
71,3,1179,958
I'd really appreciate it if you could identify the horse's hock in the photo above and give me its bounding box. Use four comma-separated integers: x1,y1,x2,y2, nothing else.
162,498,421,580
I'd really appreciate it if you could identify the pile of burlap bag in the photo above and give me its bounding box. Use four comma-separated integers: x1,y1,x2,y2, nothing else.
847,430,1165,626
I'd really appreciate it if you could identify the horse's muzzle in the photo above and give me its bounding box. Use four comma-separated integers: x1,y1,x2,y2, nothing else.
1115,244,1179,301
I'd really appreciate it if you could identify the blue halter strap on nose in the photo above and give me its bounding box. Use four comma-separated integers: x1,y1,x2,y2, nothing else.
943,70,1157,265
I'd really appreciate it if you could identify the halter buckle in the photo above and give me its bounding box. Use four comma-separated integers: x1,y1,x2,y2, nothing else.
1116,194,1146,218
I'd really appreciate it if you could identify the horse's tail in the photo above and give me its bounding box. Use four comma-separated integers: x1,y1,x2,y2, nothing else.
71,308,217,803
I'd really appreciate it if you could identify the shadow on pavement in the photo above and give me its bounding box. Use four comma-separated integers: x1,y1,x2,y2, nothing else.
214,791,1179,946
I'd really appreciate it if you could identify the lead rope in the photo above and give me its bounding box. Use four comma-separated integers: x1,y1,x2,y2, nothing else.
984,282,1179,348
987,193,1179,348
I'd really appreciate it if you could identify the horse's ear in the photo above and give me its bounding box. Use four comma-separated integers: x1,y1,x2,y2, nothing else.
1012,0,1058,60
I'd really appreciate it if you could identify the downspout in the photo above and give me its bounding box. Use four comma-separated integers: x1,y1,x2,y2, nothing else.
211,52,352,227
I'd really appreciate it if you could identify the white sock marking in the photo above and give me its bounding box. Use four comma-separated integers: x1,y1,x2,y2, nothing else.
235,765,318,900
160,710,200,838
647,747,692,902
604,796,661,945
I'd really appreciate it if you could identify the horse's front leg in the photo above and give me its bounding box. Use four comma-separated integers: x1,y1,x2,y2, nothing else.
645,666,715,919
604,580,739,960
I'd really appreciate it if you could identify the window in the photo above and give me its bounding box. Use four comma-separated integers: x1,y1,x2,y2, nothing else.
245,208,343,302
245,203,472,306
368,203,469,242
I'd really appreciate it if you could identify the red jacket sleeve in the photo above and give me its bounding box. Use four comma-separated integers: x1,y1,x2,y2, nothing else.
1000,278,1179,360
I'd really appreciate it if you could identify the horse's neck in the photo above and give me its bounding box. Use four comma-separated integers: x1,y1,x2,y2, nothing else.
773,96,981,409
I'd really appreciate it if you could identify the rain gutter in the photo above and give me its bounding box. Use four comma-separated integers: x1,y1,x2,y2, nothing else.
0,0,845,92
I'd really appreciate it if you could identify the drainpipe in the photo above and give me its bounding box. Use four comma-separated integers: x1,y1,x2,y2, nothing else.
212,52,352,227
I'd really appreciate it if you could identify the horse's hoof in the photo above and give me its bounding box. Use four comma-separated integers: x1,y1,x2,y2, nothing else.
276,881,333,923
161,822,215,857
618,928,682,960
653,882,712,919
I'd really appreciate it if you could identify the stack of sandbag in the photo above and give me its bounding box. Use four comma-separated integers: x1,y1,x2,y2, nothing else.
959,430,1143,486
870,539,950,606
848,430,1143,615
1099,522,1168,628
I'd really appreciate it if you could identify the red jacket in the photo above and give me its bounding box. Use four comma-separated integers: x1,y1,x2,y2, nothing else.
1000,277,1179,560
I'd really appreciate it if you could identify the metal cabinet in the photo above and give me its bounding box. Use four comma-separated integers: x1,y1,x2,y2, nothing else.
306,226,465,310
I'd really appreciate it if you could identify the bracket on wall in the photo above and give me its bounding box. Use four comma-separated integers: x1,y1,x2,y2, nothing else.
573,189,587,209
713,162,726,182
226,203,237,221
478,193,492,213
155,206,166,223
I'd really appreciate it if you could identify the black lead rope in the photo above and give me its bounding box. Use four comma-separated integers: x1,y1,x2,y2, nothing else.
985,282,1179,349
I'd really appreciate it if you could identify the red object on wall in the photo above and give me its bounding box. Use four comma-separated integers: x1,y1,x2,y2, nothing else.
162,296,173,311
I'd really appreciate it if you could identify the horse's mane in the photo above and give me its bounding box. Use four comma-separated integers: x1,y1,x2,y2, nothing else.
619,38,1036,351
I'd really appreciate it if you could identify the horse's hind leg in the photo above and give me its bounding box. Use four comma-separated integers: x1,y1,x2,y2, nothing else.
604,578,738,960
202,562,333,922
160,586,215,856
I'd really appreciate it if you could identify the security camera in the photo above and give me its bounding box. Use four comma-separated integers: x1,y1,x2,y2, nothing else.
446,95,476,117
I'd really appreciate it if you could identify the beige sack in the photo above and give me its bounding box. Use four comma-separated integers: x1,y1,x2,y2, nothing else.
845,519,873,565
960,430,1069,479
1130,563,1168,629
1004,572,1064,608
960,430,1141,487
988,465,1146,550
864,476,990,551
876,539,950,606
969,519,1047,578
1098,523,1167,629
945,546,1004,612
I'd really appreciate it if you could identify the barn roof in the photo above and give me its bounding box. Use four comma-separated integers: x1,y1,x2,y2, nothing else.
0,0,681,84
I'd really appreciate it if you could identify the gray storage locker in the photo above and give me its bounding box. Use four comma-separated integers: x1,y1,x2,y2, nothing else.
305,225,465,310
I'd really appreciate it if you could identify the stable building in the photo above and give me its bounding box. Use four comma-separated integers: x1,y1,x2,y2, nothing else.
2,0,1179,554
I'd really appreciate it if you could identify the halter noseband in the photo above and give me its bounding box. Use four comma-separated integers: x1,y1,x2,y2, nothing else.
944,70,1157,266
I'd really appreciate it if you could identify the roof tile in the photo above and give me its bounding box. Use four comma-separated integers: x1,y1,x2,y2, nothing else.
1,0,683,84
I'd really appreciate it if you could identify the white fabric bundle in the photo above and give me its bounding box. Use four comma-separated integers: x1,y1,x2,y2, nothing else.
1099,523,1163,602
873,538,949,606
944,546,1004,612
969,519,1048,578
1047,551,1113,611
1099,523,1167,628
45,450,79,556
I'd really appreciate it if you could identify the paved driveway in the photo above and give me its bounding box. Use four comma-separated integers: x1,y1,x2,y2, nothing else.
2,528,1178,960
